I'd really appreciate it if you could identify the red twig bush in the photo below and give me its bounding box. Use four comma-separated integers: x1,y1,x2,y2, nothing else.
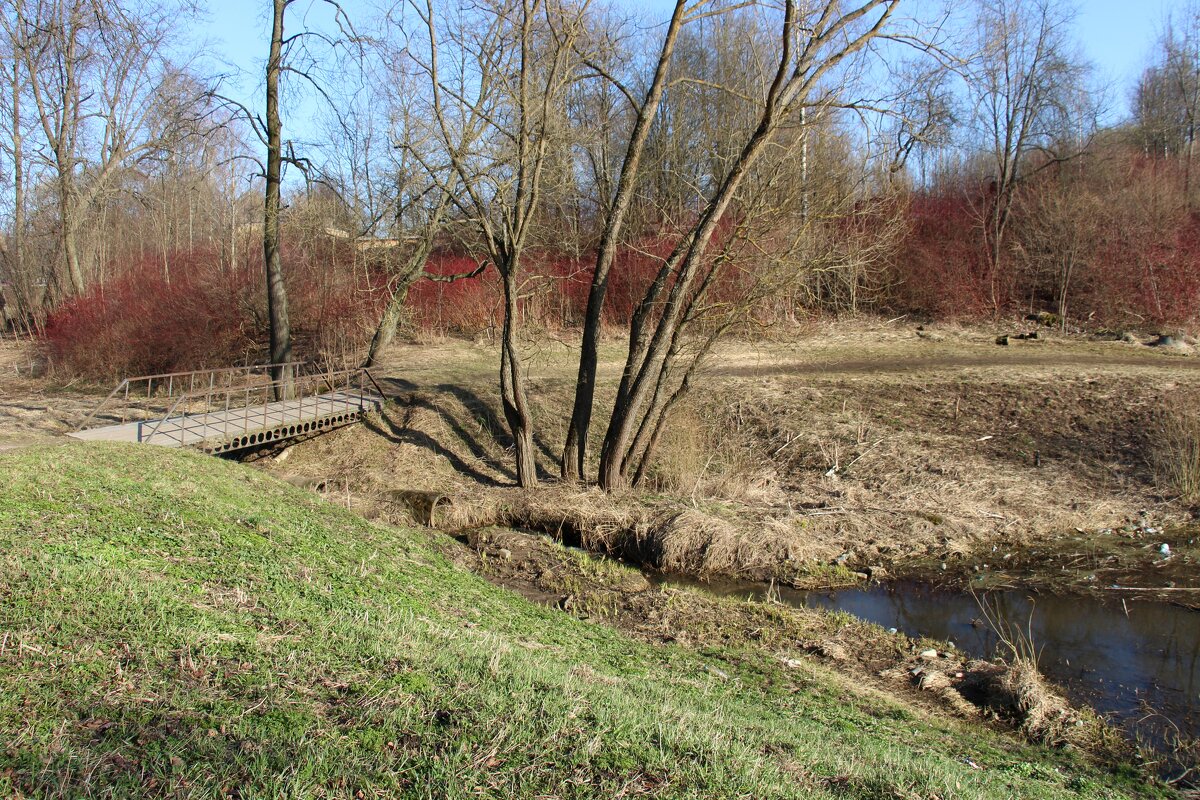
45,241,388,382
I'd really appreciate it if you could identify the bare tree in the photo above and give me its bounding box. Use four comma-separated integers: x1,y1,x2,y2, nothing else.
331,18,478,368
1135,3,1200,205
966,0,1091,312
263,0,294,392
1015,167,1101,328
414,0,591,487
14,0,203,301
584,0,904,491
878,59,958,185
559,0,688,482
252,0,360,394
0,0,35,330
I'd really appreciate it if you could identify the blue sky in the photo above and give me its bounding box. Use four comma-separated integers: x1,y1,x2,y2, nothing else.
1076,0,1176,110
198,0,1183,126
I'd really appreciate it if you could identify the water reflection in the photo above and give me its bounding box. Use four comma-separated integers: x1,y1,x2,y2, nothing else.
690,580,1200,745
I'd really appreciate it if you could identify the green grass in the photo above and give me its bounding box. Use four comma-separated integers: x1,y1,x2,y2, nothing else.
0,443,1168,799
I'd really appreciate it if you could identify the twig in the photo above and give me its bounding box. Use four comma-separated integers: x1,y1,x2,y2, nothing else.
831,437,886,476
1105,586,1200,592
771,433,800,457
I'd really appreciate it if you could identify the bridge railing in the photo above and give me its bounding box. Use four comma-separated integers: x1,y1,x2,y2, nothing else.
136,366,385,448
75,362,367,433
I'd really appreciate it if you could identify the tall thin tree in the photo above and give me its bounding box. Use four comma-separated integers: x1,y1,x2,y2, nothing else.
264,0,293,395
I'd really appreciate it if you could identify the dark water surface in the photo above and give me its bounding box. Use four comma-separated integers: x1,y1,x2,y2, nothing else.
670,579,1200,747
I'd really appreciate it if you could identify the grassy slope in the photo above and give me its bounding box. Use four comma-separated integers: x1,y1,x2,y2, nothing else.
0,444,1163,799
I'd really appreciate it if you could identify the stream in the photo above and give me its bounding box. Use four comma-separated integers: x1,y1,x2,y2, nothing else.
669,578,1200,751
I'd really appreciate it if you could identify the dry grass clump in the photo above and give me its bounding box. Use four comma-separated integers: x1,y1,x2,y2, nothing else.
649,509,777,577
1147,400,1200,504
434,495,806,581
641,404,786,506
641,407,709,493
958,659,1092,748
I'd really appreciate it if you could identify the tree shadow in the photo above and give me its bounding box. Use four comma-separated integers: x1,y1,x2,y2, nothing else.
436,384,559,481
376,376,418,394
362,406,506,487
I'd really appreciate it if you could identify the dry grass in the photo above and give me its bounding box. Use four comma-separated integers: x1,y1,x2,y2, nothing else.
1147,399,1200,504
643,404,786,505
228,325,1200,585
957,659,1096,748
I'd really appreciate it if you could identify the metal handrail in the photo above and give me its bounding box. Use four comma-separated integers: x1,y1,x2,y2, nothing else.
114,361,311,386
138,367,382,448
76,361,311,432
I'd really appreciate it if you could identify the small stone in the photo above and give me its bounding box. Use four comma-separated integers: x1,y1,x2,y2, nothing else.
497,548,512,560
619,574,653,593
919,649,939,660
820,643,851,661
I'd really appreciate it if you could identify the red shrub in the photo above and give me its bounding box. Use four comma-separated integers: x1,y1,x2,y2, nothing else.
888,190,998,319
406,254,501,333
1087,211,1200,330
45,250,259,381
45,239,391,382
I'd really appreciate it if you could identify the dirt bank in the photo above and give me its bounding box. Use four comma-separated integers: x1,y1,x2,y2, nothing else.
428,523,1139,768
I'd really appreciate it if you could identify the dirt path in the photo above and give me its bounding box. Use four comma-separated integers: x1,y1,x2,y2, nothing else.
717,350,1200,377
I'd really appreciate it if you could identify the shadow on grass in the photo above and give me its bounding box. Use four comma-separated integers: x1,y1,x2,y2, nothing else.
362,406,506,487
436,384,559,482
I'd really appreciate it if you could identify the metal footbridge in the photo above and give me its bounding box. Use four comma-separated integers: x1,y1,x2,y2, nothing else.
69,363,385,454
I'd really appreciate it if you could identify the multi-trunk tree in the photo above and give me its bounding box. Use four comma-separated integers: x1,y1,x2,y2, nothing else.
563,0,909,490
412,0,591,487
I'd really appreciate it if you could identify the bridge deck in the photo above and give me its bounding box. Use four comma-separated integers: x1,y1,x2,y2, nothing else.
69,389,383,453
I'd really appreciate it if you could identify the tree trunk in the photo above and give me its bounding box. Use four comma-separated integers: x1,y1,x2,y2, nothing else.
9,56,30,326
60,182,85,296
499,268,537,488
560,0,686,483
264,0,293,398
364,283,411,368
598,121,777,490
629,373,691,488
